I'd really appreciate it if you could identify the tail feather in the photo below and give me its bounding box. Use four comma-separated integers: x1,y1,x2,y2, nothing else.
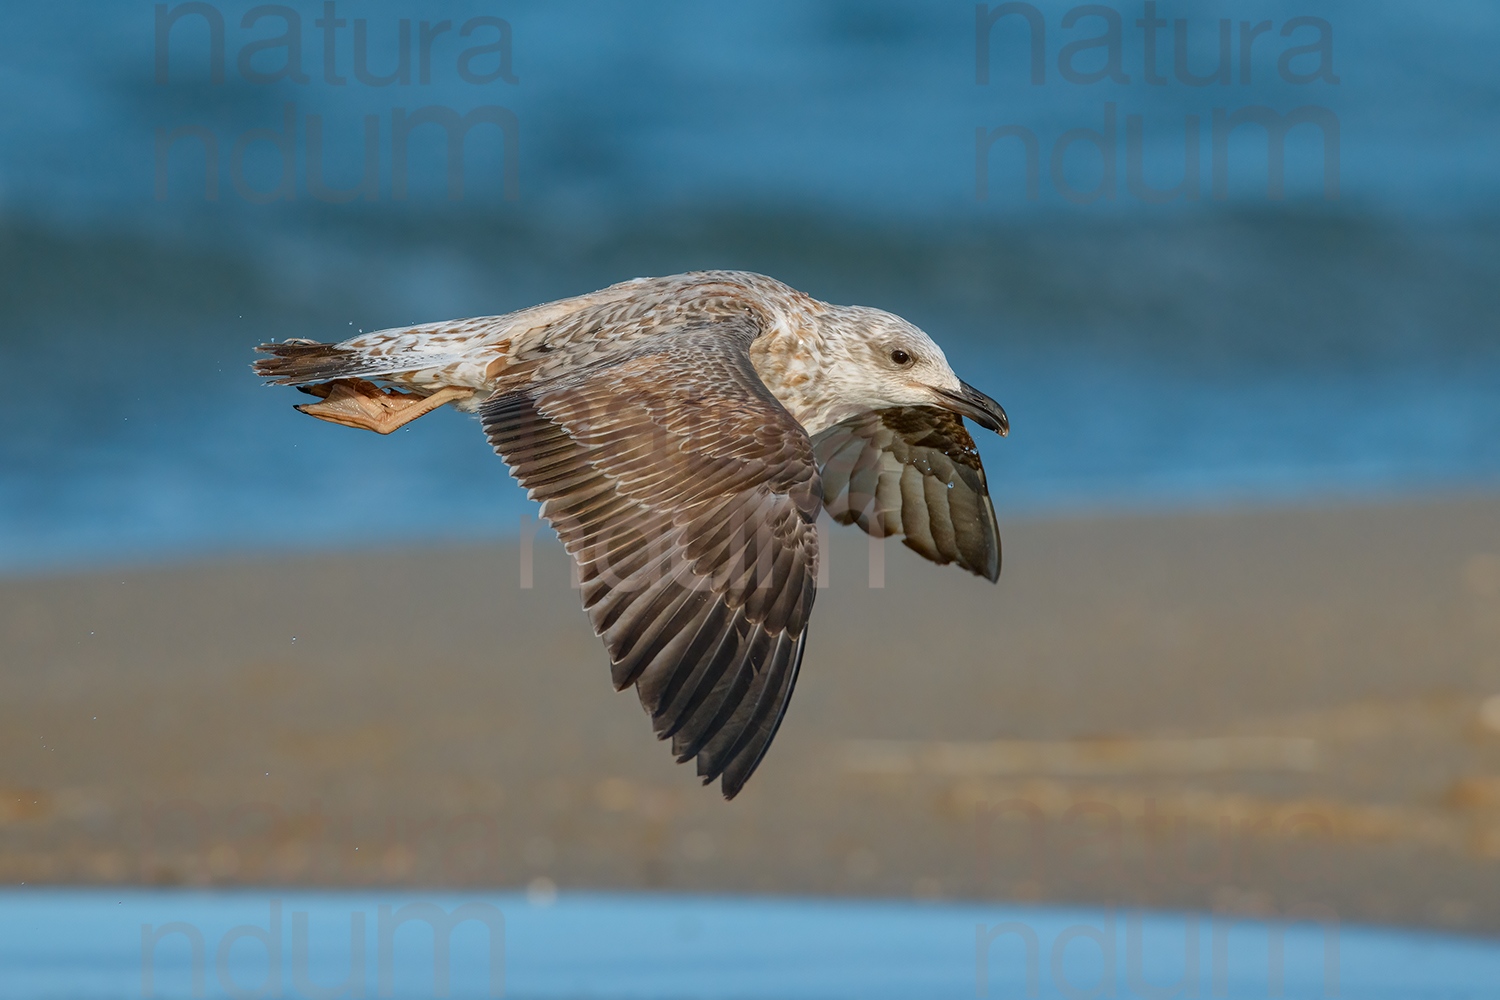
253,339,459,386
253,340,373,385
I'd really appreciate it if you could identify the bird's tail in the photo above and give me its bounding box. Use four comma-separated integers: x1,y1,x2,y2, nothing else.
254,337,470,387
254,337,477,434
252,338,375,386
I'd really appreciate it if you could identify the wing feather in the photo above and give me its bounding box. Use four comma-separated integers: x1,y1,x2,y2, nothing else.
813,406,1000,581
481,316,820,798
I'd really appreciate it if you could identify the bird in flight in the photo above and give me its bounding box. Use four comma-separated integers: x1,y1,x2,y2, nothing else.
254,271,1008,798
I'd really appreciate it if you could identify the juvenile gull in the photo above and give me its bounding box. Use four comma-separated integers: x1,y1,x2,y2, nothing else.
254,270,1008,798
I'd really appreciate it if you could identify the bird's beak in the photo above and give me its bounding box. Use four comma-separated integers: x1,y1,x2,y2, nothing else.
933,381,1009,437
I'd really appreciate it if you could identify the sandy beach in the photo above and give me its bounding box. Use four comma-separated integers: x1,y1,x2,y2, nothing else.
4,496,1499,933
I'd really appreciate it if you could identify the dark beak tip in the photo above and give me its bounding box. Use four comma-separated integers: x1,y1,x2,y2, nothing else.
945,381,1009,439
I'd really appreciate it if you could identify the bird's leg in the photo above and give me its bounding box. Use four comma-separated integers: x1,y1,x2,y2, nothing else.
293,378,473,435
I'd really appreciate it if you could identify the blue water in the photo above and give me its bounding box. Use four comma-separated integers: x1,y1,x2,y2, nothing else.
4,332,1499,575
3,890,1498,998
2,1,1497,218
2,2,1499,572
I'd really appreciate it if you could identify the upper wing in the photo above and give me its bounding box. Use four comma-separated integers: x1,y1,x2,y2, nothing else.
813,406,1000,581
481,316,821,799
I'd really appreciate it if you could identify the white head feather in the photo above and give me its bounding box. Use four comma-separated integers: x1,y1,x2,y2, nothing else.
762,305,991,436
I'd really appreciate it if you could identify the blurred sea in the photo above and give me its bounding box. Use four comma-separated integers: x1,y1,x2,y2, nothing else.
6,890,1500,998
2,0,1497,572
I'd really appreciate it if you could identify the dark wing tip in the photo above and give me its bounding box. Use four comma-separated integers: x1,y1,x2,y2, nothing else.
976,529,1001,583
962,547,1001,584
712,631,807,800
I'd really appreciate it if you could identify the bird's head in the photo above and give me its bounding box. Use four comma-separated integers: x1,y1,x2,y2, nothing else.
816,306,1009,436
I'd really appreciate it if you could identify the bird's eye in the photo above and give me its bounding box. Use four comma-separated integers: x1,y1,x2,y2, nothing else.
889,348,913,366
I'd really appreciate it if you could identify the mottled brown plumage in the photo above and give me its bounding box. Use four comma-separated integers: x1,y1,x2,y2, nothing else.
815,407,1000,581
254,270,1008,798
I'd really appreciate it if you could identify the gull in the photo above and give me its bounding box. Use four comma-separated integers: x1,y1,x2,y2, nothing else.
254,270,1008,798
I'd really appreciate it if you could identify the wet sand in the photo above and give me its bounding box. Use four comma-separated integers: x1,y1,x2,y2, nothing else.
3,496,1500,933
